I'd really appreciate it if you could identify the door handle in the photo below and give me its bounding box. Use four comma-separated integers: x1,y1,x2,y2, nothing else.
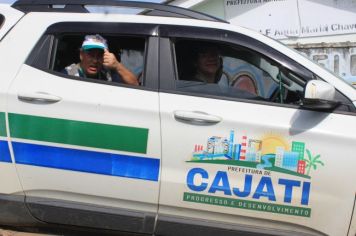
173,110,222,125
18,92,62,104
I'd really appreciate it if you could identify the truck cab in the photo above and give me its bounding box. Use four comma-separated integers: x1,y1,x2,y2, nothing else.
0,1,355,235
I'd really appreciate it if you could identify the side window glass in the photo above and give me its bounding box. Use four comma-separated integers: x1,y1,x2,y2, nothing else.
52,34,145,86
174,40,305,105
27,32,146,87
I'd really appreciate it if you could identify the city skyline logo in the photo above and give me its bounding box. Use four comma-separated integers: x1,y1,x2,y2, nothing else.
187,130,324,179
183,130,324,217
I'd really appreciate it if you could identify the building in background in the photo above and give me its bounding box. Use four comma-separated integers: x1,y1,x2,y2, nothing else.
167,0,356,88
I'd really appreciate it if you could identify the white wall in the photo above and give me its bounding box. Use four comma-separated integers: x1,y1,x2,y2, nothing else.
191,0,225,20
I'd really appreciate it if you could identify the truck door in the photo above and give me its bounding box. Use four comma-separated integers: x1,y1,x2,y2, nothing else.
0,5,37,226
6,20,161,234
155,25,356,236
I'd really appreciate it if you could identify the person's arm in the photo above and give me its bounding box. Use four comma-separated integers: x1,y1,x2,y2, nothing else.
103,49,139,86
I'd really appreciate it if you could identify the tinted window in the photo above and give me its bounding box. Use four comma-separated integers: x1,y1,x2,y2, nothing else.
27,32,146,86
174,39,305,105
52,34,145,83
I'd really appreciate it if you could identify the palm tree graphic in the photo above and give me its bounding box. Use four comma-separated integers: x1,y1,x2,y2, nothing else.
305,149,324,176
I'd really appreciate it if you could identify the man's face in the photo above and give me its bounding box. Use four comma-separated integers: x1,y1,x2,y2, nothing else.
196,48,220,76
80,49,104,77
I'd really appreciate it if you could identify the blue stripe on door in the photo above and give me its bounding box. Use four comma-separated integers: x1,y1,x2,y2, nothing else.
12,142,160,181
0,140,12,163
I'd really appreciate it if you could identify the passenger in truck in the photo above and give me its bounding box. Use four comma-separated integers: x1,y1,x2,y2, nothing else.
63,34,139,85
191,43,229,88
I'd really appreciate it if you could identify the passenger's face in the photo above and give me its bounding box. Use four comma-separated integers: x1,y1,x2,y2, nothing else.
80,49,104,77
196,48,220,76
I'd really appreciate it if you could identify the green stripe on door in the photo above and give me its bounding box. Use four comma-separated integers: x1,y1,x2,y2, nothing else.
0,112,6,137
9,113,148,154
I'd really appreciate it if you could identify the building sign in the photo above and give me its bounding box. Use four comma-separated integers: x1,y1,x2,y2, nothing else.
224,0,356,39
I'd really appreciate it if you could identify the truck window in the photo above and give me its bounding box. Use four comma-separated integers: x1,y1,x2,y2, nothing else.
27,33,146,86
174,39,305,105
52,34,145,82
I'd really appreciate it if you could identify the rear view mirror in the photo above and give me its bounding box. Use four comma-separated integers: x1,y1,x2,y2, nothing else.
302,80,340,111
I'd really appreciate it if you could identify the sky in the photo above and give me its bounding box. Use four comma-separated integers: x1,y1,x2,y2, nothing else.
0,0,165,4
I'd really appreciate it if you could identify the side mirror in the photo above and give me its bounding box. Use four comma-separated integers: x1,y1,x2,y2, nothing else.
302,80,340,111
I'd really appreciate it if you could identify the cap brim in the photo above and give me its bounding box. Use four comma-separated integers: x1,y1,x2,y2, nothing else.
82,45,105,51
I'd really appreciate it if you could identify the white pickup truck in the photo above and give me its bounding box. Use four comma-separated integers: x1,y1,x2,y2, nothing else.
0,1,355,236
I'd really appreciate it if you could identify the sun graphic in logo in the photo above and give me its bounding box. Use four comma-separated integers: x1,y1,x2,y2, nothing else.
260,133,290,155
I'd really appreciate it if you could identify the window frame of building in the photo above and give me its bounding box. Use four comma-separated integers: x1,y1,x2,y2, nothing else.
351,54,356,76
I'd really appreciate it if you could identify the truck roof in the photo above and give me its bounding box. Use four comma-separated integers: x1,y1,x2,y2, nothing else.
11,0,227,22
